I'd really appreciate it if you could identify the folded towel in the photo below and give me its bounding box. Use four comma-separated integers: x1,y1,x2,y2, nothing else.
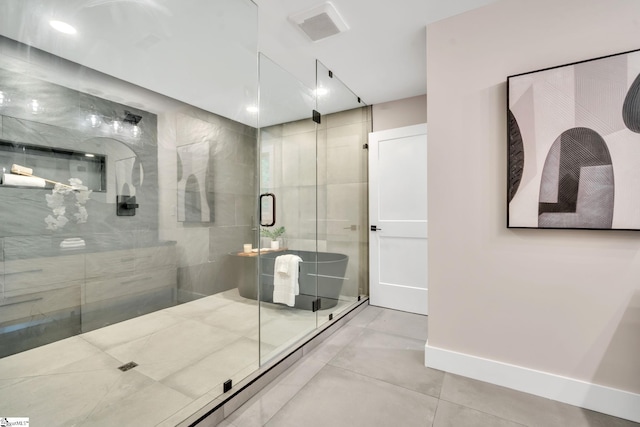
60,243,85,249
59,238,86,249
1,173,46,188
273,254,302,307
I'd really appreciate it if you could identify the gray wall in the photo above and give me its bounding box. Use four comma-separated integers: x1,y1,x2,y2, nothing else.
0,66,159,248
0,37,258,303
158,107,257,302
372,95,426,132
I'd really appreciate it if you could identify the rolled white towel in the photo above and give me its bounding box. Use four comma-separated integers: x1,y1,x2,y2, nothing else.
11,164,33,175
1,173,46,188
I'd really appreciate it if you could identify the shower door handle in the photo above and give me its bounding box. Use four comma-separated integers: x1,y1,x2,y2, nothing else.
259,193,276,227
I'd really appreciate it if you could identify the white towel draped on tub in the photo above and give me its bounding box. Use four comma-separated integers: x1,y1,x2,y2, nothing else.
273,254,302,307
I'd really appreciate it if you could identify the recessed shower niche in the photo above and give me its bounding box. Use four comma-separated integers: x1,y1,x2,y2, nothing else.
0,140,106,191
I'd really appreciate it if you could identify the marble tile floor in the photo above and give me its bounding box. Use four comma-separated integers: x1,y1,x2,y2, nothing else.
0,288,354,426
221,306,640,427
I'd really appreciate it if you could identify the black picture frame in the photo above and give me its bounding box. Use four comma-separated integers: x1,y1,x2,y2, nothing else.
507,48,640,230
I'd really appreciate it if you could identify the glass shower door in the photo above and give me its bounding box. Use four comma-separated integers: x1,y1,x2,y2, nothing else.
315,60,370,326
257,54,318,363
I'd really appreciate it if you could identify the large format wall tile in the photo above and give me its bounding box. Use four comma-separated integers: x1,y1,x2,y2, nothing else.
257,107,370,304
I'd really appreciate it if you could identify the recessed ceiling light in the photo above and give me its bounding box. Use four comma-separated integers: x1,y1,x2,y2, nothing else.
246,106,259,113
50,20,77,35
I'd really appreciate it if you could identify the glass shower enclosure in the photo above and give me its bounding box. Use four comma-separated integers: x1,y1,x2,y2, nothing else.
0,1,370,424
255,55,369,363
0,1,262,425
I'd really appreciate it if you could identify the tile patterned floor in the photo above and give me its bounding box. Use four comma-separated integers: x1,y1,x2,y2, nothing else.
221,305,640,427
0,289,353,426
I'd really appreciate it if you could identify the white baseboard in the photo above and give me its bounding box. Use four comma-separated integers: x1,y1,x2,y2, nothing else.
425,342,640,423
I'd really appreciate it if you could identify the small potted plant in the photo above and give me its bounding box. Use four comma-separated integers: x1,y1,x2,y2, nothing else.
261,226,285,250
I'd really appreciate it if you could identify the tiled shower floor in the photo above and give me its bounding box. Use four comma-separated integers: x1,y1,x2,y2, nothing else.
0,289,352,426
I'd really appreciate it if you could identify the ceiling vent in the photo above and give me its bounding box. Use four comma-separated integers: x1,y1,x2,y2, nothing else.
289,2,349,42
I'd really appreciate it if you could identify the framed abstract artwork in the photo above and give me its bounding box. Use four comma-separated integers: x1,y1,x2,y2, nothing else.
507,48,640,230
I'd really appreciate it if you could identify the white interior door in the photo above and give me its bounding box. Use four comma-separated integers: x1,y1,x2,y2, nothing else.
369,123,428,315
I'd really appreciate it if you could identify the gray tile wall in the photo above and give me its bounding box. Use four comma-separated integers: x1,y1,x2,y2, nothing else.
0,53,259,346
160,109,258,302
0,65,170,355
260,106,371,300
323,109,371,298
0,67,159,242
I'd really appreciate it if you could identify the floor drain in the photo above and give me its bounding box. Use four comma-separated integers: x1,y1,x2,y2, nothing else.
118,362,138,372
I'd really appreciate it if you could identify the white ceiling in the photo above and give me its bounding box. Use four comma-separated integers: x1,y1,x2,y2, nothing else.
257,0,497,105
0,0,496,126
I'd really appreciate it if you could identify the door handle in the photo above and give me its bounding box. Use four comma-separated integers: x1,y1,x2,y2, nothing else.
259,193,276,227
370,225,382,231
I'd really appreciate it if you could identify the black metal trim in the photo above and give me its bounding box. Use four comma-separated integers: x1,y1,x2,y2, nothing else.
116,195,139,216
118,361,138,372
506,47,640,232
506,47,640,80
259,193,276,227
123,110,142,125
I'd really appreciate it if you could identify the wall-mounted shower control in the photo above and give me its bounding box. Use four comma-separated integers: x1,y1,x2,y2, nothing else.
117,195,139,216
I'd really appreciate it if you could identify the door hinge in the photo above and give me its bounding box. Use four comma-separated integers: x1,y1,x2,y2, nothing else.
223,379,232,392
328,70,333,78
312,298,322,312
363,143,368,149
313,110,321,124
